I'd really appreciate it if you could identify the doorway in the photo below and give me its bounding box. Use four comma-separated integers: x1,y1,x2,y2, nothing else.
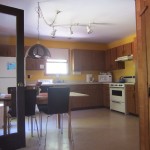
0,5,25,150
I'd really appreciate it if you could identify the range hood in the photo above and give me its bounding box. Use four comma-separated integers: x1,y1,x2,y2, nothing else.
115,54,133,62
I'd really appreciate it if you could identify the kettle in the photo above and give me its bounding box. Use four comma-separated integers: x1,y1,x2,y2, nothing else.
119,76,125,83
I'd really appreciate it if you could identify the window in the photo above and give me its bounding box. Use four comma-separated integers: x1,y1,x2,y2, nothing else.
45,48,69,75
46,59,68,74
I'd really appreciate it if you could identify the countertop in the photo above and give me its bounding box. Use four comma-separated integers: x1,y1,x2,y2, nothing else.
26,81,135,86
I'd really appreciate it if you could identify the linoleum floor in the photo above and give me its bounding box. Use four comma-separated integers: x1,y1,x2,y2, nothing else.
18,108,139,150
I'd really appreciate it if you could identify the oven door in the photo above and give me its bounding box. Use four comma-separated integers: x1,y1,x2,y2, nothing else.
109,87,125,103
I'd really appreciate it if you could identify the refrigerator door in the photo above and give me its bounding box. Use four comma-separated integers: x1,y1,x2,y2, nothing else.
0,57,16,93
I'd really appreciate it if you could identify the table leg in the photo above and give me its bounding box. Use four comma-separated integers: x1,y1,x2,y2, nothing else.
57,114,61,129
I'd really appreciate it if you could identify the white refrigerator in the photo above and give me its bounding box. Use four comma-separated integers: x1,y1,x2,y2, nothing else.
0,57,16,94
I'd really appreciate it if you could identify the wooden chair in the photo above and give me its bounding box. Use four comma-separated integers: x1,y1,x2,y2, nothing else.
37,87,72,147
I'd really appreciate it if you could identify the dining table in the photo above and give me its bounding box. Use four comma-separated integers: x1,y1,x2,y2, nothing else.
0,92,88,135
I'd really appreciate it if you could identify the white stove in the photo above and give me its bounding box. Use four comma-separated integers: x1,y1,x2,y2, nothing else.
109,83,126,113
109,76,135,114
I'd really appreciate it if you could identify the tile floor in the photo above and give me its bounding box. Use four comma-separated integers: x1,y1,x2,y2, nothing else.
2,108,140,150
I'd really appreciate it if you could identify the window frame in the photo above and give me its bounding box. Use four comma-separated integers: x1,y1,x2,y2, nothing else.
45,58,69,75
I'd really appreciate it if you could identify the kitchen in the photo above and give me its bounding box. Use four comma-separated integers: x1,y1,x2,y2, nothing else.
0,35,139,150
0,0,146,149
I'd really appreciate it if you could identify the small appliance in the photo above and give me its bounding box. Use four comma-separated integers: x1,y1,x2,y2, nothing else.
86,74,93,83
98,74,112,83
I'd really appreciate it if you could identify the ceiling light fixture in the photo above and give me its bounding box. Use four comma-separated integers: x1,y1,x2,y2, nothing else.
86,24,93,34
69,26,73,35
51,26,57,38
37,2,111,39
27,2,51,59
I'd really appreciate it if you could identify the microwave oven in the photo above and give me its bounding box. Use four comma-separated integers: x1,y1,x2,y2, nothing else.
98,75,112,83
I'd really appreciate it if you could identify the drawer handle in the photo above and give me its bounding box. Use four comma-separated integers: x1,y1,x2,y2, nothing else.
112,100,121,104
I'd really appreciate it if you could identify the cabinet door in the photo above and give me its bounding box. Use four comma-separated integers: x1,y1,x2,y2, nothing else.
80,50,92,71
110,48,118,70
112,47,125,70
0,45,16,57
105,49,111,71
72,49,82,71
126,85,136,114
72,49,91,71
117,45,124,57
102,84,110,108
92,51,105,71
123,43,133,56
72,49,105,71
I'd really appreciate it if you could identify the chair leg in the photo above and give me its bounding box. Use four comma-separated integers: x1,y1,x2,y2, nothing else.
60,114,63,134
44,115,50,149
7,116,10,134
34,116,41,144
31,117,33,137
68,112,72,141
39,112,43,137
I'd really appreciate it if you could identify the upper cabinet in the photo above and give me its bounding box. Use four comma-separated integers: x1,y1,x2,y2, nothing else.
0,45,16,57
105,48,125,71
72,49,105,71
123,43,133,56
117,42,133,57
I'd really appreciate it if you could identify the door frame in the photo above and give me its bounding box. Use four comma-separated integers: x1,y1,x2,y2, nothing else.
0,4,25,149
136,0,150,150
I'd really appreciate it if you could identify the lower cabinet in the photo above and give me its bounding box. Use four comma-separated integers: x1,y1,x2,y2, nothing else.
102,84,110,108
69,84,103,110
126,84,138,115
39,83,138,114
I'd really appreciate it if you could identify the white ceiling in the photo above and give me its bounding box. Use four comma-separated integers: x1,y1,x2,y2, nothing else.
0,0,136,43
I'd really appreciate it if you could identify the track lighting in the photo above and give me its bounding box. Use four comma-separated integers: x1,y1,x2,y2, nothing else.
51,27,57,38
86,25,93,34
69,26,73,35
37,2,110,39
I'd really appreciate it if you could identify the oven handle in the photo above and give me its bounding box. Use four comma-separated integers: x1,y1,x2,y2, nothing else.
112,100,121,104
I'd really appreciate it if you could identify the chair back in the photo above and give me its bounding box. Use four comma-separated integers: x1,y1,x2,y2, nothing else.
24,89,37,116
7,87,16,117
47,87,70,114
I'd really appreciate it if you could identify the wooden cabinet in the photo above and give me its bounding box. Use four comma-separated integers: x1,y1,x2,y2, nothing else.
110,47,118,70
123,43,133,56
102,84,110,108
117,43,133,57
26,58,45,70
0,45,16,57
70,84,103,109
92,51,105,71
116,45,124,57
105,48,125,71
126,84,138,115
72,49,105,71
105,49,111,71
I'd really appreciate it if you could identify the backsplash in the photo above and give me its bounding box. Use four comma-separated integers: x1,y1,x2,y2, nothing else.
26,70,100,84
26,61,135,84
